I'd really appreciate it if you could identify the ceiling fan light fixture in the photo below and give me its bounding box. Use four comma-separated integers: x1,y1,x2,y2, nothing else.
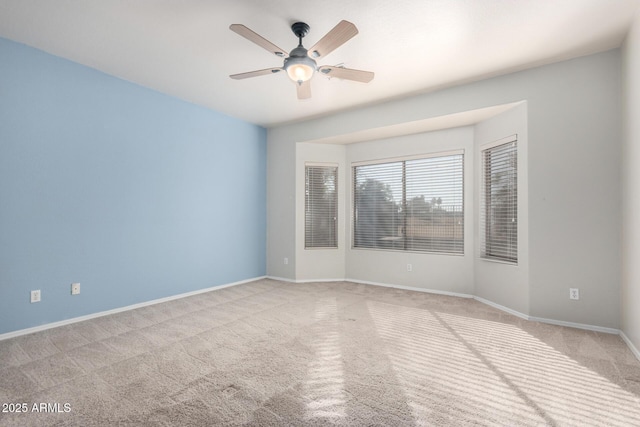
284,49,316,84
286,62,315,83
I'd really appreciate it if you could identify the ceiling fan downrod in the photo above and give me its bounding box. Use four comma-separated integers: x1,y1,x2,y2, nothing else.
291,22,310,46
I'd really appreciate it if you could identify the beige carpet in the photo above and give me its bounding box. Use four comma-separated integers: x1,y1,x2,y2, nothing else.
1,278,640,426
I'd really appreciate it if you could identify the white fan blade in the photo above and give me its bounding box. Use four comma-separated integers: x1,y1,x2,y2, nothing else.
296,80,311,99
230,24,289,57
308,21,358,59
318,66,374,83
230,68,283,80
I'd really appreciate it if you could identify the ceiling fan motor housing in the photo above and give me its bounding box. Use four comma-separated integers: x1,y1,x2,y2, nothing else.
284,52,317,84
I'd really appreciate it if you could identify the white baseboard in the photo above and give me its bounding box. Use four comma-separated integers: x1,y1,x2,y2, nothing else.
266,276,351,284
473,296,530,320
473,296,619,335
620,330,640,361
527,315,619,335
267,275,474,298
346,278,474,299
344,280,620,335
268,275,346,284
296,278,350,283
0,276,266,341
265,275,298,283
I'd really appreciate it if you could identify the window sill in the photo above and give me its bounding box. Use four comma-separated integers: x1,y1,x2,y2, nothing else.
480,256,518,266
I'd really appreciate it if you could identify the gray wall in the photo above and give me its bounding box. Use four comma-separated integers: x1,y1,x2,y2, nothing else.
526,54,621,329
266,127,297,280
267,49,622,329
622,10,640,352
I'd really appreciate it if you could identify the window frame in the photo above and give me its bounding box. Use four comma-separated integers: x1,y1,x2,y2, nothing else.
480,135,518,264
304,163,339,250
351,150,465,255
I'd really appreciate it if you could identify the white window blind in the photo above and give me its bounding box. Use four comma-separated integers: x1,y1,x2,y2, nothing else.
353,153,464,254
481,137,517,263
305,165,338,249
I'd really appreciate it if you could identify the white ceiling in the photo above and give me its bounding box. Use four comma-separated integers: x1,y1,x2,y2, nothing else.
0,0,638,127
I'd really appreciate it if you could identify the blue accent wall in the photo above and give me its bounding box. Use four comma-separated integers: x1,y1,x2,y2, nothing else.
0,38,267,334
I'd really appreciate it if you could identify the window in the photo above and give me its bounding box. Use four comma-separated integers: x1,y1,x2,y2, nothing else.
305,164,338,248
353,152,464,254
481,136,517,263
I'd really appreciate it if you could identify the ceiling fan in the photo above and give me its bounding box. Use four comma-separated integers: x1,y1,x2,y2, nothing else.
229,20,374,99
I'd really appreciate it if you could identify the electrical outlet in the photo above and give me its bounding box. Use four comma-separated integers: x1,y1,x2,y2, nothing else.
284,257,289,265
71,283,81,295
30,290,41,303
407,264,413,272
569,288,580,300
